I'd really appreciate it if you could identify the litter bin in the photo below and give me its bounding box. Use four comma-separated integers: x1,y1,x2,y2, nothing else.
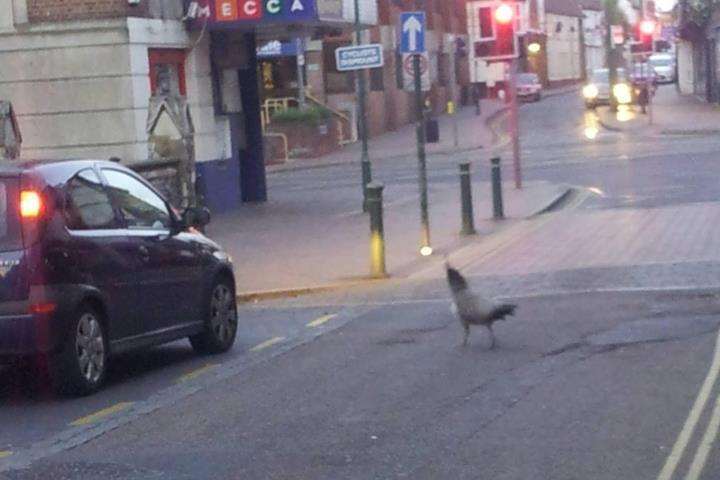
425,119,440,143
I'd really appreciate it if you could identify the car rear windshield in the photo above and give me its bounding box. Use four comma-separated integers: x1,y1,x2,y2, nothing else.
592,69,627,83
517,74,538,85
0,177,23,252
649,57,673,67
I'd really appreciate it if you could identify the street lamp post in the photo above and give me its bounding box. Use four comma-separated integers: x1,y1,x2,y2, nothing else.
354,0,372,211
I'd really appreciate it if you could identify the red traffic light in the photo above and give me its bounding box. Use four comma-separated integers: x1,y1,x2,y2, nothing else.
494,3,514,24
639,20,655,36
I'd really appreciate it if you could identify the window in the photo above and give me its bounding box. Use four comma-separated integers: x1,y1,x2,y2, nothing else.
149,49,187,96
65,170,117,231
102,170,171,230
0,178,22,251
479,7,494,39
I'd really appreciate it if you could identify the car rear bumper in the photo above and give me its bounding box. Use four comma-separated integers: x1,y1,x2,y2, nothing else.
0,312,64,357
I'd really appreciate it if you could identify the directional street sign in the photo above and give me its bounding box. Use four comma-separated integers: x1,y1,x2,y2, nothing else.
335,44,384,72
400,11,426,54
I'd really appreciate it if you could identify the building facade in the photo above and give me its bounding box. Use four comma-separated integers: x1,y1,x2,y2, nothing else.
544,0,585,83
579,0,604,74
0,0,376,211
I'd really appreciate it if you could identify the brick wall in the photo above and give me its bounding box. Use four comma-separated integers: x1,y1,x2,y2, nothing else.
27,0,148,22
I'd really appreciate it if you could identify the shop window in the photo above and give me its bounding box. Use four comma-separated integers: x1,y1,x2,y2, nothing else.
370,67,384,91
149,49,187,96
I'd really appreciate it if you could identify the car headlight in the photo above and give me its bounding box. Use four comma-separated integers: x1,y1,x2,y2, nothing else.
583,84,599,99
613,83,632,104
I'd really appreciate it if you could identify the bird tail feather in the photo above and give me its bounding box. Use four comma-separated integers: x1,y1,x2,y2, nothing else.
488,304,517,321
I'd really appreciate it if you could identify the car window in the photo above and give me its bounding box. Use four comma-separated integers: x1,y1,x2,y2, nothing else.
65,169,117,230
517,74,538,85
102,169,170,230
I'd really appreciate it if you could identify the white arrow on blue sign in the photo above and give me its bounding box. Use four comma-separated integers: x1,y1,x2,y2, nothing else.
400,11,426,54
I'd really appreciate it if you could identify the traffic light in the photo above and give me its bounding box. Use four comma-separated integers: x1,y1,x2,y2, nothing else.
632,19,655,54
494,3,516,58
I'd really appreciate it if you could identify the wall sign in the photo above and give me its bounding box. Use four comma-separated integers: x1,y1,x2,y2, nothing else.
196,0,317,26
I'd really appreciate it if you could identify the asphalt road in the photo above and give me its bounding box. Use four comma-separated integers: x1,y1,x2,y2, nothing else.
5,86,720,479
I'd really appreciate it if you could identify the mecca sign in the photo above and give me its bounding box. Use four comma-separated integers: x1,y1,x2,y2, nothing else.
189,0,318,26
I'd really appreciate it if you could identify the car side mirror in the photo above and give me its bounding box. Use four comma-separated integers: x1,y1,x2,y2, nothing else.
182,206,211,229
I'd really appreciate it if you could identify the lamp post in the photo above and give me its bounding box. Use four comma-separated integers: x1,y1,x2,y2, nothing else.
355,0,372,211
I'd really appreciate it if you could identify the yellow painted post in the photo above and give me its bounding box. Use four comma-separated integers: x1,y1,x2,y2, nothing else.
366,182,387,278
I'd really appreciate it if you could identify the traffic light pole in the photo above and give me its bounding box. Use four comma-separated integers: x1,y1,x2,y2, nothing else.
604,1,618,112
413,53,431,254
354,0,372,211
508,59,522,189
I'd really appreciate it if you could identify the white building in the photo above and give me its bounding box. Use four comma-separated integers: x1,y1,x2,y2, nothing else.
579,0,605,74
545,0,585,83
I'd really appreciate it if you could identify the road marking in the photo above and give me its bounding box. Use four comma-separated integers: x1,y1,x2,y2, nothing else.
656,328,720,480
0,451,12,459
250,336,286,352
177,363,219,383
685,391,720,480
307,314,337,328
70,402,134,427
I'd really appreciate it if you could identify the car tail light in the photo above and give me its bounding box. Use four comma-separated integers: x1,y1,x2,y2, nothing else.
29,302,57,315
20,190,42,218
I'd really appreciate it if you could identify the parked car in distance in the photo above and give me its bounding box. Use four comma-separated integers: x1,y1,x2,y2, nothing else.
0,160,237,395
648,53,676,84
630,63,658,87
517,73,542,102
583,68,633,109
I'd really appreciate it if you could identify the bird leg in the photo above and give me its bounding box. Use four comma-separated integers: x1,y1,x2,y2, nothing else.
487,325,496,349
462,323,470,347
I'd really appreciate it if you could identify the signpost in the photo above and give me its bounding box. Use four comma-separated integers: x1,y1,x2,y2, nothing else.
335,44,384,71
400,11,431,255
402,52,430,91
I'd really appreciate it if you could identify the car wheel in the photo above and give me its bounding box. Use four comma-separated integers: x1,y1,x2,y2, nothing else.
535,92,542,102
52,305,107,396
190,278,238,354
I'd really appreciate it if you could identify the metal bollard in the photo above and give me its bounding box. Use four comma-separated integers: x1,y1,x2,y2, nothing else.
366,182,387,278
459,161,476,235
491,157,505,220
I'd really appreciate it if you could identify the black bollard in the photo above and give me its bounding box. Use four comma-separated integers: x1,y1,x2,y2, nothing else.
491,157,504,220
459,161,476,235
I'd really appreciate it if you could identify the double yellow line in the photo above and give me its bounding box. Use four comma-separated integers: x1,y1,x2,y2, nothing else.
658,329,720,480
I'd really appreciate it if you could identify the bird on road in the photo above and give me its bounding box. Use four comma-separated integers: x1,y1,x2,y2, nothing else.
446,261,517,348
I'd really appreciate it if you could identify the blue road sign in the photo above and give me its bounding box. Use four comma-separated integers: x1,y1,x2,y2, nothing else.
335,44,384,72
400,11,426,54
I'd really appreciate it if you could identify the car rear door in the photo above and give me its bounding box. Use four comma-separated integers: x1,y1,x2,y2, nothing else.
100,168,203,334
62,168,141,341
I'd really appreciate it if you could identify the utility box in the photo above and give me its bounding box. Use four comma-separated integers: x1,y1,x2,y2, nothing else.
0,102,21,160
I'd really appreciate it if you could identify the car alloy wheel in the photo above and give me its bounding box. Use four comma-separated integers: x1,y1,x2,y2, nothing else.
210,283,237,346
75,312,105,385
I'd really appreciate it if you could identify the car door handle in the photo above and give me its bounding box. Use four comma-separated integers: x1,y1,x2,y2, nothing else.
138,245,150,261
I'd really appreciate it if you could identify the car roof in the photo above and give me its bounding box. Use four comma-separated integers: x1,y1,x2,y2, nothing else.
0,159,131,185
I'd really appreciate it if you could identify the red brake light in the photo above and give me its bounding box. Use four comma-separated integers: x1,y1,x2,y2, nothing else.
20,190,42,218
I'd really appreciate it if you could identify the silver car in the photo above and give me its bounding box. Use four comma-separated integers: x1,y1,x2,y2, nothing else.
649,53,676,84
